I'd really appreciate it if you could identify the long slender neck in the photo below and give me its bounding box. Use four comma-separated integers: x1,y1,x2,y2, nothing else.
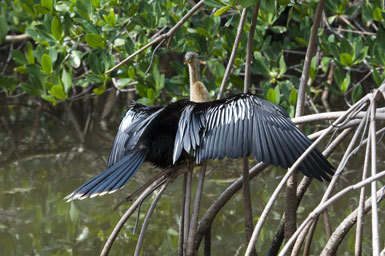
187,59,199,88
187,57,210,102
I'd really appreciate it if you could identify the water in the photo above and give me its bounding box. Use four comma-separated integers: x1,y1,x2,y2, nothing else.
0,112,384,255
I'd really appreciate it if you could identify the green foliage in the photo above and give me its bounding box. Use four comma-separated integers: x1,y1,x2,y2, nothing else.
0,0,383,110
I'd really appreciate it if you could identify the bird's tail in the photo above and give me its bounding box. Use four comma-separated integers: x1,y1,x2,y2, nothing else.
65,151,146,201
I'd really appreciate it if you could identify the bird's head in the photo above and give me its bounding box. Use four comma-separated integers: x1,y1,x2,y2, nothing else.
184,51,198,64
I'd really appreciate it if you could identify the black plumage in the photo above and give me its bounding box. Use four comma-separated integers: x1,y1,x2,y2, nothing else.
65,93,334,201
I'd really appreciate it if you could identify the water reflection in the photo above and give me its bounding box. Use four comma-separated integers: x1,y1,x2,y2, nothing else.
1,121,384,255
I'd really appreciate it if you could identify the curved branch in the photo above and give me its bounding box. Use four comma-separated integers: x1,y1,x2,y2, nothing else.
217,8,248,99
106,0,205,73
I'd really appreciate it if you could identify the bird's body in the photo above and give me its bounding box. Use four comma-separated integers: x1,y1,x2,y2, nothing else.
65,93,334,201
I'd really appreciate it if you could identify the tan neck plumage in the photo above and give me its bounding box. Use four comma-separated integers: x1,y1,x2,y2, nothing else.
187,59,211,103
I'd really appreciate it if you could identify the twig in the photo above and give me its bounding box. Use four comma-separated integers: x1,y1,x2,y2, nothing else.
217,8,248,99
100,178,163,256
267,127,353,256
369,96,380,255
186,162,207,256
114,168,175,210
297,99,371,250
144,38,166,75
279,170,385,256
184,165,193,254
134,177,172,256
179,173,187,256
105,0,205,73
244,2,261,92
295,0,325,117
195,163,268,250
245,94,369,255
355,123,371,256
4,34,29,43
288,1,325,248
320,189,384,256
243,3,260,254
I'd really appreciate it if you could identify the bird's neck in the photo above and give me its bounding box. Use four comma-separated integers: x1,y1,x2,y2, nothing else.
187,59,210,102
188,61,199,86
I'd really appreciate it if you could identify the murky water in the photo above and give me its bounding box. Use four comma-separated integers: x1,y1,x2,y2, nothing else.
1,115,384,255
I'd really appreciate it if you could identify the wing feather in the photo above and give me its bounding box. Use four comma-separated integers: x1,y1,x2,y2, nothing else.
174,94,334,181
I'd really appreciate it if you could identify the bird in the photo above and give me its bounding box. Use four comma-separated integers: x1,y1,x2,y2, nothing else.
65,52,334,201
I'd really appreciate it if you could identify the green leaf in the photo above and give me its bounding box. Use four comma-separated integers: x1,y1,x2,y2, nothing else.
34,4,50,15
51,16,63,40
240,0,258,8
351,84,363,103
26,42,35,64
41,0,53,10
41,54,52,73
61,68,72,93
41,94,56,104
0,15,9,44
266,88,276,103
278,54,286,78
372,68,383,86
340,53,353,67
147,88,156,100
274,85,281,104
91,0,100,8
334,66,344,87
214,6,231,17
373,7,383,21
289,88,297,106
85,34,106,48
93,85,105,95
50,85,66,99
340,72,351,93
11,50,27,65
253,53,270,78
20,82,41,95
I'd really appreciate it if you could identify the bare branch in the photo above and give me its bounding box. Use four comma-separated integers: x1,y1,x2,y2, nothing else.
321,189,384,256
245,94,369,255
369,97,380,255
217,8,248,99
105,0,205,73
186,163,207,255
134,178,171,256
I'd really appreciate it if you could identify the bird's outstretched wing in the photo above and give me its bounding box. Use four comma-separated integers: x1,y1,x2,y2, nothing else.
107,102,162,167
174,94,334,181
65,102,163,201
65,151,146,201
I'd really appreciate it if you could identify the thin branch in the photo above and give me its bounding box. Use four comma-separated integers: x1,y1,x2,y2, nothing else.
179,173,187,256
217,8,248,99
355,123,371,256
243,3,260,255
280,169,385,256
245,94,369,255
105,0,205,73
369,97,380,255
195,163,268,250
186,162,207,256
244,2,261,92
295,0,325,117
184,165,193,254
320,189,384,256
134,178,172,256
100,178,163,256
267,127,353,256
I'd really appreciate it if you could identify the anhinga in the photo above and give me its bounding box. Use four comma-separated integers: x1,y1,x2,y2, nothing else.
65,52,334,201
